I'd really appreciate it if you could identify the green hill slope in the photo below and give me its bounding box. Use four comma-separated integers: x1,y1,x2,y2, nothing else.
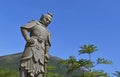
0,52,79,77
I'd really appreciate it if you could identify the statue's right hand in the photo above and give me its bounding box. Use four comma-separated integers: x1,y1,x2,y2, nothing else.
26,38,35,44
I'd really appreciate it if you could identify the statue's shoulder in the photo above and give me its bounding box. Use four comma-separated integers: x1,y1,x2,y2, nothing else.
21,20,40,29
28,20,38,23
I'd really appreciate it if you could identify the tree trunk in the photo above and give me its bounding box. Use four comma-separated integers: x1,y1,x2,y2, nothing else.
89,53,92,72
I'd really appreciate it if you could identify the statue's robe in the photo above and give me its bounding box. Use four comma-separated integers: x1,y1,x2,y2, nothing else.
20,20,51,77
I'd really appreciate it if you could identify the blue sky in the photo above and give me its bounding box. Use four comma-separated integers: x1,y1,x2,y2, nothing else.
0,0,120,76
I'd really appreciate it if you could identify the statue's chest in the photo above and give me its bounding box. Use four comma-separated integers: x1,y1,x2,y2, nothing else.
30,25,48,38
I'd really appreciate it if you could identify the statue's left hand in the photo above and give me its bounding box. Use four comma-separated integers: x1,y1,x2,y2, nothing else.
27,37,35,44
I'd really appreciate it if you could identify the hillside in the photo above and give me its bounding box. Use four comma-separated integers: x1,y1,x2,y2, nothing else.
0,52,80,77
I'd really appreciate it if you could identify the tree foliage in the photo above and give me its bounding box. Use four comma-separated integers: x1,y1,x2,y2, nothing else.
96,58,112,65
47,65,63,77
60,44,112,77
79,44,97,55
74,70,110,77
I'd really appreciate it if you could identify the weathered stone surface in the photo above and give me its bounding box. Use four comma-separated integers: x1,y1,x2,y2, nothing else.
20,13,53,77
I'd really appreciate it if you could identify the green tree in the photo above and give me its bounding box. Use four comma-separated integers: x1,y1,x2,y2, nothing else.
47,65,63,77
60,44,112,77
79,44,98,71
79,44,97,61
75,70,110,77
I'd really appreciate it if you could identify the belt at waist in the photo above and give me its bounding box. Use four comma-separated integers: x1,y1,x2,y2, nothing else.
31,36,45,43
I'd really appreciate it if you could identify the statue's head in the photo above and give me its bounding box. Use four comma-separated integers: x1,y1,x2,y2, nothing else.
40,12,53,27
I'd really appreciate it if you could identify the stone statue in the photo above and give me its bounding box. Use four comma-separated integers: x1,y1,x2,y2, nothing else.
19,13,53,77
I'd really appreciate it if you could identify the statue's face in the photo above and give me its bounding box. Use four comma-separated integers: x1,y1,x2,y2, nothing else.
41,16,51,26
